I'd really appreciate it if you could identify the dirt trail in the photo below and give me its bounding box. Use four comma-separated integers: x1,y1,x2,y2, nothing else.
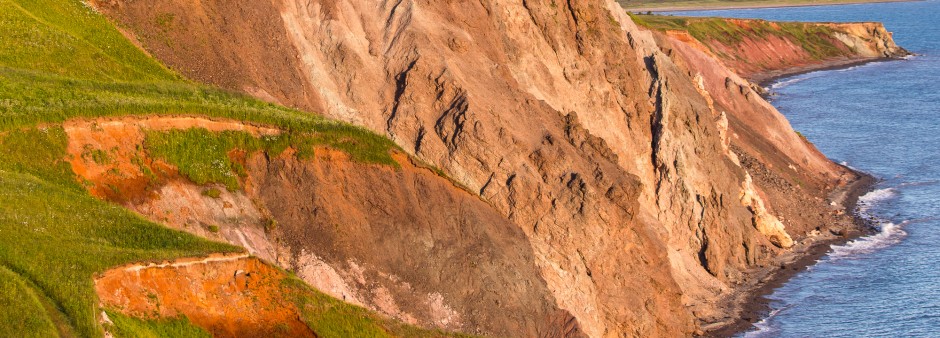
96,254,315,338
117,253,250,272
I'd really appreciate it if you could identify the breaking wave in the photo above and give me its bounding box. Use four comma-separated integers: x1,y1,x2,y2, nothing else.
769,75,815,90
828,188,907,260
743,305,792,337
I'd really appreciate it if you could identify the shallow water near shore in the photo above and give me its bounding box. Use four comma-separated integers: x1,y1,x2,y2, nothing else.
667,1,940,336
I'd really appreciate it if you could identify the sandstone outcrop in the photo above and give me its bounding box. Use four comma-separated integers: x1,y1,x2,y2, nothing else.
87,1,903,336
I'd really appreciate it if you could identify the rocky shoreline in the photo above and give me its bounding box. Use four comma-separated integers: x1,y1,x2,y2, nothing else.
708,170,876,337
706,54,909,336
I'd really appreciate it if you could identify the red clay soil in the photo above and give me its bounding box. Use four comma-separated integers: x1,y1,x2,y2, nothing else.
95,254,315,338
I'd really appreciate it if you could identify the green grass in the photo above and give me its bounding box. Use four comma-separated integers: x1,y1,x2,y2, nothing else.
0,0,407,336
145,129,296,191
0,126,78,190
202,188,222,198
145,128,396,191
0,0,177,82
0,170,242,337
0,0,400,163
0,266,59,337
0,67,401,164
105,310,211,338
630,14,848,59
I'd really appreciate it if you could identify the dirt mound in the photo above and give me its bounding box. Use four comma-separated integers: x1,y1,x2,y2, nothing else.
95,254,314,338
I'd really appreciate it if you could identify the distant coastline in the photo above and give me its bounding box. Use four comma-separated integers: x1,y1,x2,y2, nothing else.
621,0,919,13
754,55,911,88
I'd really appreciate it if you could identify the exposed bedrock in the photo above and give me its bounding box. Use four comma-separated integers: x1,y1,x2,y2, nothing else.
89,0,897,336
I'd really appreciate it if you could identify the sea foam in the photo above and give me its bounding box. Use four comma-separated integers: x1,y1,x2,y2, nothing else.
770,76,814,90
828,188,907,260
743,305,792,337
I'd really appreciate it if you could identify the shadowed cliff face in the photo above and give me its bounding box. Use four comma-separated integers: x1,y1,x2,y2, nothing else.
88,0,892,336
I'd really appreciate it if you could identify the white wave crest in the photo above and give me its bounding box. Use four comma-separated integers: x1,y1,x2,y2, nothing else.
743,305,791,337
828,188,906,260
857,188,896,212
839,161,858,170
770,76,812,90
828,221,907,260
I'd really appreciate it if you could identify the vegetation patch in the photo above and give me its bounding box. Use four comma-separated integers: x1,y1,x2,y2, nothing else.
202,187,222,198
105,310,210,338
0,171,242,337
145,127,398,191
82,145,112,165
145,129,283,191
265,218,278,233
0,126,78,190
0,266,59,337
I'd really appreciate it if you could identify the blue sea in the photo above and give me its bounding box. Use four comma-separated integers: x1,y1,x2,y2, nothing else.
665,1,940,336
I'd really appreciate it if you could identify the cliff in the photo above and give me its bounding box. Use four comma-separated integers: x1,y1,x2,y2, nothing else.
632,15,909,82
79,1,905,336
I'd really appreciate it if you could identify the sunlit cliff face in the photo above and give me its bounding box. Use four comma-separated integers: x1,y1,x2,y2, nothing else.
87,0,902,335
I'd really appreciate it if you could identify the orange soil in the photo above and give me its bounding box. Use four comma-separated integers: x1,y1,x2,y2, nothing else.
96,254,315,338
64,116,279,201
70,117,313,336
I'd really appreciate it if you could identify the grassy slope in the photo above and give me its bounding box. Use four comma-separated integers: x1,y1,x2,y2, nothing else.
0,0,436,337
630,14,846,59
104,311,211,338
0,0,398,162
144,129,314,191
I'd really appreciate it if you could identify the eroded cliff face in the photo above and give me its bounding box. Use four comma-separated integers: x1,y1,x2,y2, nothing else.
87,1,896,336
66,116,577,337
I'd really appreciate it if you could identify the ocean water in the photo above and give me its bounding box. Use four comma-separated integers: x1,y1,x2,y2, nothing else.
663,1,940,336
